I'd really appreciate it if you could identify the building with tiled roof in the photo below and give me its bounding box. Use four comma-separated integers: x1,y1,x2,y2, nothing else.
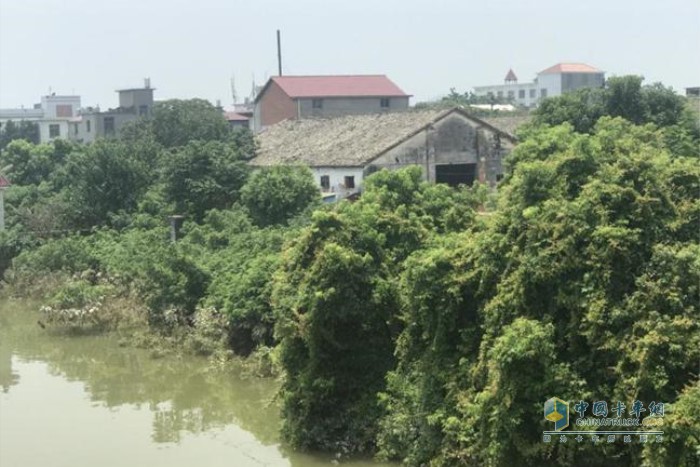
252,107,517,200
252,75,410,130
474,62,605,107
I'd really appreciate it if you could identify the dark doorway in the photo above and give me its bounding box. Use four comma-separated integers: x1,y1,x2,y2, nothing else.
435,163,477,187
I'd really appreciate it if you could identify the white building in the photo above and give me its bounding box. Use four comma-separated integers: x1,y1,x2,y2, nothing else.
473,63,605,107
0,94,81,143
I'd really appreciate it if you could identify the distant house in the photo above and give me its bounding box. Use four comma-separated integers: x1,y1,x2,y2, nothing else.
252,108,516,199
252,75,411,131
686,87,700,97
70,79,155,143
224,111,250,129
0,94,81,143
474,63,605,107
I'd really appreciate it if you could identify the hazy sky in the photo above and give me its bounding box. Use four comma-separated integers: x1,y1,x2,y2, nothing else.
1,0,698,109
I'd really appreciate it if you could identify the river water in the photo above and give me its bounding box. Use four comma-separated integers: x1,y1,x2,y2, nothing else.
0,300,394,467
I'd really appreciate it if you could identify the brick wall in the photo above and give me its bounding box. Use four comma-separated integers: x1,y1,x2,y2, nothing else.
259,81,297,127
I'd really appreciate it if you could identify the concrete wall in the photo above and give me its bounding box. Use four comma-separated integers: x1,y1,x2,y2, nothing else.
69,114,98,143
367,113,513,186
118,89,154,113
561,72,605,93
298,96,409,119
40,95,81,119
474,83,539,107
310,167,365,198
38,120,70,142
536,73,561,99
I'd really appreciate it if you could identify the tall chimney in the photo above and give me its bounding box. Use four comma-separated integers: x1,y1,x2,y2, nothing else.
277,30,282,76
144,77,151,89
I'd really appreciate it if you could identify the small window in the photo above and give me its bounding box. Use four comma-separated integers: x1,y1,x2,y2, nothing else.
487,91,494,98
380,98,390,108
529,89,536,98
344,176,355,189
497,91,503,98
312,99,323,109
507,90,515,99
496,174,504,182
74,123,79,135
86,120,91,132
518,90,525,99
540,89,548,98
104,116,115,134
49,124,60,138
139,105,148,116
320,175,330,191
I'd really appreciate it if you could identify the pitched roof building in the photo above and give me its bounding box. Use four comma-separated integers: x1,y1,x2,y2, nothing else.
252,108,517,200
252,75,410,131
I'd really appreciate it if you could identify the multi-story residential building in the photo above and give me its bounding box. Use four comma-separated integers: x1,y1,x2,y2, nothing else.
473,63,605,107
70,80,154,143
0,94,81,143
252,75,410,131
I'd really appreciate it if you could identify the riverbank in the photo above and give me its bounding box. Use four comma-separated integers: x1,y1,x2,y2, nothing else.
0,299,395,467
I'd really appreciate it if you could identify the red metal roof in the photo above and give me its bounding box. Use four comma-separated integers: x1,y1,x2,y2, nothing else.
539,63,602,74
0,175,10,188
224,112,250,121
267,75,409,99
504,69,518,82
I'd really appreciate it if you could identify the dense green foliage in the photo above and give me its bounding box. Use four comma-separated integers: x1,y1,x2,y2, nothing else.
272,167,484,453
0,120,40,151
1,83,698,466
241,165,321,227
532,76,700,159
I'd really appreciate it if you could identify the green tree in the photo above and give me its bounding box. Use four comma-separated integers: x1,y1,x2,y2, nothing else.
240,166,320,227
0,139,70,186
161,140,250,221
62,140,151,228
151,99,230,148
0,120,40,152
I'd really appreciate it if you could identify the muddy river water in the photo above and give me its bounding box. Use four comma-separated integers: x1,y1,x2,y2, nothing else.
0,300,393,467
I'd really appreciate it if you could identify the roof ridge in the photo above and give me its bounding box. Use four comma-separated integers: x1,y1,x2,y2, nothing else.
273,74,388,78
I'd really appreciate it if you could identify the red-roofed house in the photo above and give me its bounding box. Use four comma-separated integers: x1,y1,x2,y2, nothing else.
474,63,605,107
252,75,410,130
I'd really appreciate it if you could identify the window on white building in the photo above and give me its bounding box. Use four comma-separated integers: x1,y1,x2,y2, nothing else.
529,89,536,98
86,120,91,132
540,89,548,98
344,176,355,189
380,98,390,108
49,124,60,138
518,90,525,99
320,175,330,191
104,117,115,135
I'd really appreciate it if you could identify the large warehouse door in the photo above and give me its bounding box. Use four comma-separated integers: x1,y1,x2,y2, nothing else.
435,163,477,187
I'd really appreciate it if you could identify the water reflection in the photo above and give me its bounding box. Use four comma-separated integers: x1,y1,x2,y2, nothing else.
0,301,392,467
